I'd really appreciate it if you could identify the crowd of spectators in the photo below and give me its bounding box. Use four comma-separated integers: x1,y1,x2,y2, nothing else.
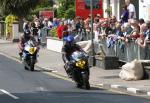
22,0,150,52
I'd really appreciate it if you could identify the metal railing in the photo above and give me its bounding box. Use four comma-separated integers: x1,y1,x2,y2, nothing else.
80,31,150,62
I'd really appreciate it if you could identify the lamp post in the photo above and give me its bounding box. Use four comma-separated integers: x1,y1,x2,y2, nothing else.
90,0,96,66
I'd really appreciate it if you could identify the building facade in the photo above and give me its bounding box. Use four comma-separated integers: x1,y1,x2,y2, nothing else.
139,0,150,21
103,0,150,20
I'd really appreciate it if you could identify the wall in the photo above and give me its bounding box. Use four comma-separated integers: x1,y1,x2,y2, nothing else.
47,37,63,53
103,0,122,20
139,0,150,20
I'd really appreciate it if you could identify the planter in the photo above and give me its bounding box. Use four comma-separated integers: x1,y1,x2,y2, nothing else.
96,56,119,70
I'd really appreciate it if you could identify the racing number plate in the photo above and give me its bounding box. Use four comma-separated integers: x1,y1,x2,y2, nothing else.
29,47,35,54
76,60,86,69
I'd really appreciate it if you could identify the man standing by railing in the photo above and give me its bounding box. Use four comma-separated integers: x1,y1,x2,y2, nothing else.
125,0,136,19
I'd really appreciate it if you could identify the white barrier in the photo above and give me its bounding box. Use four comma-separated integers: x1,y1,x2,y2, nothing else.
46,37,63,53
46,37,92,53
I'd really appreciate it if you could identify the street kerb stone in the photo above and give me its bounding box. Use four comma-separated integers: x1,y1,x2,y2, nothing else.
117,85,128,92
147,92,150,96
96,83,111,89
126,88,148,95
135,89,148,95
110,84,127,92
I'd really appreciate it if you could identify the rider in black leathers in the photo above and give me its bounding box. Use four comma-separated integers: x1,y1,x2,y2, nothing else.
61,35,82,77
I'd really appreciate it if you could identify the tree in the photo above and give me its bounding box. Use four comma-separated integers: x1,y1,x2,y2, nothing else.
57,0,75,18
31,0,54,16
0,0,40,17
64,7,75,19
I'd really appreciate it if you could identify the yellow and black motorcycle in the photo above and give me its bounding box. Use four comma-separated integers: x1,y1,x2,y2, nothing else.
68,50,90,89
22,40,38,71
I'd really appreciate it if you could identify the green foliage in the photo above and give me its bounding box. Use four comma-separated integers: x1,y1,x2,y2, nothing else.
105,6,112,17
57,6,66,18
36,0,54,8
5,15,17,36
25,15,34,22
30,0,54,18
0,0,40,17
64,7,75,19
31,7,53,16
57,0,75,18
50,27,57,37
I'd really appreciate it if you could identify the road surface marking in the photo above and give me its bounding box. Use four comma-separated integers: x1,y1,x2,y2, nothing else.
36,87,47,92
0,89,19,100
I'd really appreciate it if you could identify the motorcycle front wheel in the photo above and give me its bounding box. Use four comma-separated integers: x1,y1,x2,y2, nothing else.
29,64,34,71
24,66,29,70
82,72,90,90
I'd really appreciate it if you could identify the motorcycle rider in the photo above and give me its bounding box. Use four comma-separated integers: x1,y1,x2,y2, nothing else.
18,23,38,60
61,34,86,78
62,34,90,89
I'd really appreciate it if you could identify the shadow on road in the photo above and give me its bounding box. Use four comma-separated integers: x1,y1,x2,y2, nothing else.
0,90,149,103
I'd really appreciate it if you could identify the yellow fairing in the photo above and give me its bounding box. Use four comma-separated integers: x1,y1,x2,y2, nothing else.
29,47,36,54
76,60,86,69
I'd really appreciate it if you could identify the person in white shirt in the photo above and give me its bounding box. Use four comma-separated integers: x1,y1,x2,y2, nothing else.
94,26,100,42
125,0,136,19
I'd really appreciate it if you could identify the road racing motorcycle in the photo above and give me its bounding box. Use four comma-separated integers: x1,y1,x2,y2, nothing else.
22,39,38,71
65,50,90,89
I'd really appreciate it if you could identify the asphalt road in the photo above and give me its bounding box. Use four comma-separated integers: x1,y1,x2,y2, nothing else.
0,54,149,103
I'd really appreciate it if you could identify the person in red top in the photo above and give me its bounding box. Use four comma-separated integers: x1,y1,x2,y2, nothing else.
57,22,64,39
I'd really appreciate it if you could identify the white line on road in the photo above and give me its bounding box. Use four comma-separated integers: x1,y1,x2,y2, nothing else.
0,89,19,100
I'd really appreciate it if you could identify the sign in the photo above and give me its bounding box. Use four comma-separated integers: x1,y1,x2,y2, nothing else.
75,0,103,19
39,11,54,19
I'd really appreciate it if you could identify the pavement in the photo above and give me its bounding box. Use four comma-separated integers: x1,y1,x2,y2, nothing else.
0,39,150,96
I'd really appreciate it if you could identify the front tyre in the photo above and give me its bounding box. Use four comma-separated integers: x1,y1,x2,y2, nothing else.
29,56,35,71
85,80,90,90
82,72,90,90
29,63,34,71
24,66,29,70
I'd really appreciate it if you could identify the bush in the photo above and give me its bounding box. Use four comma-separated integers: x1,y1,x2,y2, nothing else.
5,15,17,33
50,27,57,37
64,7,75,19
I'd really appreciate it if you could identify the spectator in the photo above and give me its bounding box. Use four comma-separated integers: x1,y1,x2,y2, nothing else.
53,18,59,27
122,22,133,37
57,22,64,39
96,14,101,19
121,5,129,24
136,23,147,48
94,26,100,42
109,16,117,34
137,21,150,51
138,18,145,26
43,18,49,27
140,23,147,37
144,21,150,40
48,18,53,29
93,17,100,32
128,19,140,39
125,0,136,19
23,19,29,33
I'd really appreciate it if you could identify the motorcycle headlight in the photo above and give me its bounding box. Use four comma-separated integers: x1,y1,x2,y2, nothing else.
29,47,36,54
